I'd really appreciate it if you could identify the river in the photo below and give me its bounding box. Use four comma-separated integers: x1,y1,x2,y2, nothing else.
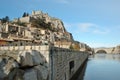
77,53,120,80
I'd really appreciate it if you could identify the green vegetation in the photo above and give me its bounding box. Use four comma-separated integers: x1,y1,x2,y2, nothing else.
69,45,74,50
22,12,29,17
0,16,10,23
31,18,55,31
12,21,26,26
69,44,80,51
16,22,26,26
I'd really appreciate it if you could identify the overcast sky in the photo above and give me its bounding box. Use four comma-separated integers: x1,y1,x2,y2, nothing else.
0,0,120,48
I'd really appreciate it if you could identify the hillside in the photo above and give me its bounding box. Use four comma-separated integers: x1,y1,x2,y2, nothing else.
0,10,92,52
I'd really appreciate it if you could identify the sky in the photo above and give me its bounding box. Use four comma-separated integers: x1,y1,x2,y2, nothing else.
0,0,120,48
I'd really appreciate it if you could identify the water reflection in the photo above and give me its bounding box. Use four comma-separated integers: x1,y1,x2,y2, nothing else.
77,63,87,80
93,54,120,62
77,54,120,80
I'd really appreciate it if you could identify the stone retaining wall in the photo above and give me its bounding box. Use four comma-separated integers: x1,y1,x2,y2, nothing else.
0,45,88,80
50,47,88,80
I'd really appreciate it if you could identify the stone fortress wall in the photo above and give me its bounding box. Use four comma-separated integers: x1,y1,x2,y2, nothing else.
0,45,88,80
50,47,88,80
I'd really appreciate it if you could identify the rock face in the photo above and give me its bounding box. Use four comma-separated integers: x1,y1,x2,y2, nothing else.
17,51,33,67
0,50,48,80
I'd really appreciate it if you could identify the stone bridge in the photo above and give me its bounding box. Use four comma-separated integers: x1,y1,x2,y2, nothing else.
94,47,120,54
94,48,113,54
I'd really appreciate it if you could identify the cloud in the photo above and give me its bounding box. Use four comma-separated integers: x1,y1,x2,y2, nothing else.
93,29,109,34
77,23,97,32
64,22,120,48
87,42,116,48
65,22,110,34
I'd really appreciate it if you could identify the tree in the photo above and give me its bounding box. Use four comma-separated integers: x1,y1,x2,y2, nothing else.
5,16,9,22
26,13,29,16
69,45,74,50
22,12,29,17
1,16,10,23
22,12,27,17
69,44,80,51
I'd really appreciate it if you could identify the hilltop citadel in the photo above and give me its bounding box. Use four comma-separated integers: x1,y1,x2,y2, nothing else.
0,10,92,52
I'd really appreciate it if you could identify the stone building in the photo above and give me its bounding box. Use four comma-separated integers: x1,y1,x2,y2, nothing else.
0,10,92,52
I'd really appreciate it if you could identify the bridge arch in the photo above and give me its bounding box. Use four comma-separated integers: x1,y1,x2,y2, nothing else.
96,50,107,54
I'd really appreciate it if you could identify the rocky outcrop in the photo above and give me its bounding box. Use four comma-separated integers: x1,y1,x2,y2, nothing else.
0,50,48,80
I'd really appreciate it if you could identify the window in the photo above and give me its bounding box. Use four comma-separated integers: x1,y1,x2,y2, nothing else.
15,44,17,46
69,61,74,75
69,61,74,70
20,42,23,46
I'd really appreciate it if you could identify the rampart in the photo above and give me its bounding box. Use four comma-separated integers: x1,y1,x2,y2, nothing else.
0,45,88,80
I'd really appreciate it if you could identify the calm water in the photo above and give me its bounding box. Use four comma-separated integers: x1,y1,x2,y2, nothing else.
77,54,120,80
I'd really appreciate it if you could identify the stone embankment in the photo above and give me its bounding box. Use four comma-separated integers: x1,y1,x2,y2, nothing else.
0,45,89,80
